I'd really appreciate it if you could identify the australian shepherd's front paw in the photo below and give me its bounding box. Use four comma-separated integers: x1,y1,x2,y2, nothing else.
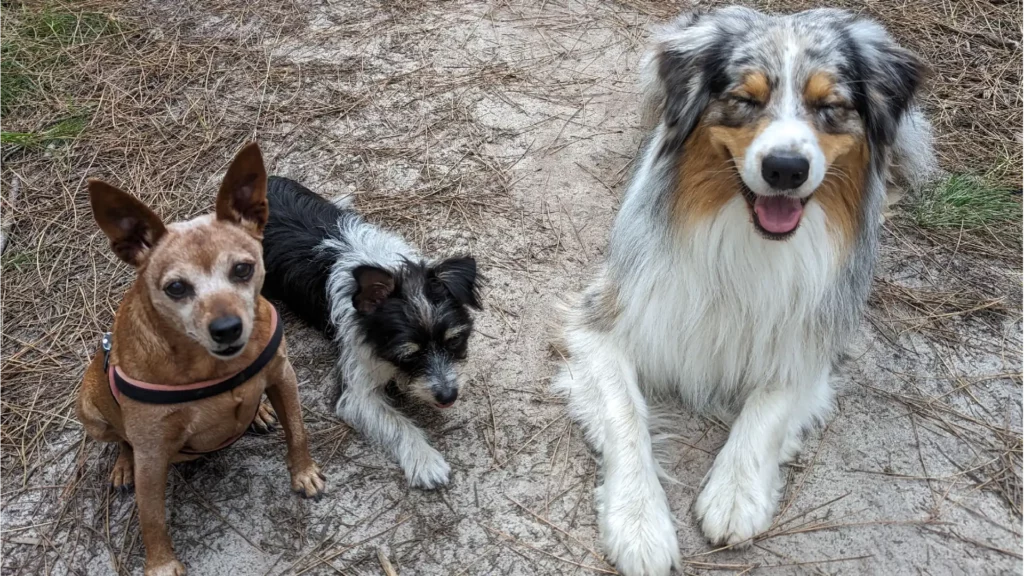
290,462,327,499
598,483,681,576
694,465,776,547
402,445,450,489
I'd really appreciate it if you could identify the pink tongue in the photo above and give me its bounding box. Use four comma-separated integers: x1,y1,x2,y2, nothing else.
754,195,803,234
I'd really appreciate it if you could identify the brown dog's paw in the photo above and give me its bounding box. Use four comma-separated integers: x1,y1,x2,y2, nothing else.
144,559,186,576
291,463,326,500
110,451,134,491
249,401,278,434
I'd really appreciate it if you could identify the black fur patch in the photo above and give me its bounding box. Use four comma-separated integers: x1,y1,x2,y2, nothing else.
356,261,476,377
261,176,348,338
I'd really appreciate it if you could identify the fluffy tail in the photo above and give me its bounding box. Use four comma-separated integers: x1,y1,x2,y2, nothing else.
882,107,941,222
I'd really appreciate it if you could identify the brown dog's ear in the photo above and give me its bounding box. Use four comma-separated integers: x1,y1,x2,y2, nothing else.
351,266,396,314
88,179,167,267
216,142,268,237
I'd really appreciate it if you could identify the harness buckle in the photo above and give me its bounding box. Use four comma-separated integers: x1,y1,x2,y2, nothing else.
101,332,113,372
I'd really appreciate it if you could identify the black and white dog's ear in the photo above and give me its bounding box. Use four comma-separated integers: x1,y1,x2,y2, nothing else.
430,256,481,309
351,266,396,314
844,18,926,148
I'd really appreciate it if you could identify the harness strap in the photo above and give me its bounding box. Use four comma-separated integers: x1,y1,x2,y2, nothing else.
103,305,282,455
106,306,281,404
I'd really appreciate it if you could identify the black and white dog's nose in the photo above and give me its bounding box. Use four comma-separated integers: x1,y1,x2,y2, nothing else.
761,155,810,190
209,315,243,344
434,388,458,406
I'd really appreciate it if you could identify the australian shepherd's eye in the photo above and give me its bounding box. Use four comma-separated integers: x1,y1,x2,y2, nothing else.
728,94,761,108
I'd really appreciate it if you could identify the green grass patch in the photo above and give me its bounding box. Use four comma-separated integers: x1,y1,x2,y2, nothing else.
0,41,36,117
1,249,35,273
913,172,1022,230
1,114,90,148
18,10,116,44
1,113,90,149
0,8,118,116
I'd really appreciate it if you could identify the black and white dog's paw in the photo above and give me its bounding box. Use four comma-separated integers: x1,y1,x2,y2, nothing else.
401,444,451,489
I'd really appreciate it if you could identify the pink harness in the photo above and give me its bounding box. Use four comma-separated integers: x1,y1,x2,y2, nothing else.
103,306,283,455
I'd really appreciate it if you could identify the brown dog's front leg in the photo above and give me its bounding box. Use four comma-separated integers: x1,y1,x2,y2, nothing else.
133,449,185,576
265,359,325,498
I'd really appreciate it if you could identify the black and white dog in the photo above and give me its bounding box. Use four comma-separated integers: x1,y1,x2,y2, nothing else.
553,7,933,575
262,176,480,489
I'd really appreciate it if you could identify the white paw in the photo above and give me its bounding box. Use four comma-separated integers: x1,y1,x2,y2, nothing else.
694,464,777,546
778,426,804,465
402,445,450,489
598,482,680,576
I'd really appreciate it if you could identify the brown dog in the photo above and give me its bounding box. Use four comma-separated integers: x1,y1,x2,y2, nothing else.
77,143,325,576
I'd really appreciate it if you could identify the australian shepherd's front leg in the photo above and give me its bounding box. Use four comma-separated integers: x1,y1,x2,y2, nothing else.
693,372,832,545
554,330,682,575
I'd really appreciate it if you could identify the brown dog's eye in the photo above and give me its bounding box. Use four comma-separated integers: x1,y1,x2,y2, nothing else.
231,262,254,282
164,280,192,299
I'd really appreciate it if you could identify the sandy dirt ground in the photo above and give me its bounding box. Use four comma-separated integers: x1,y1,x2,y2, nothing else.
2,1,1021,575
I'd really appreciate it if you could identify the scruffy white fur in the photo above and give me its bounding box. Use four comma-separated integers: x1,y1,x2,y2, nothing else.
555,170,838,574
323,219,452,489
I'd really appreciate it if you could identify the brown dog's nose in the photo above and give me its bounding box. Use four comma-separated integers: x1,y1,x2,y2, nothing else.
209,315,243,344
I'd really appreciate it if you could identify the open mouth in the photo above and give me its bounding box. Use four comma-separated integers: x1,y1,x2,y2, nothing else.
740,183,811,240
212,343,245,358
436,400,456,409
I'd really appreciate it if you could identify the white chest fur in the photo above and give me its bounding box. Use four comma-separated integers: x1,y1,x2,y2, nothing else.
615,195,840,410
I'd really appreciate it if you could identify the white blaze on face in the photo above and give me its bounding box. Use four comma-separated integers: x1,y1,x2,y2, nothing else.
737,38,827,236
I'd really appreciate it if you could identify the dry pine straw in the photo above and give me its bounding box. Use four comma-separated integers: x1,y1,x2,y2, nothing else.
0,0,1021,574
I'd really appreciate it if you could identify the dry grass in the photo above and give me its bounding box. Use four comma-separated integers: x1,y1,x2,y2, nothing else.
1,0,1021,574
0,1,527,572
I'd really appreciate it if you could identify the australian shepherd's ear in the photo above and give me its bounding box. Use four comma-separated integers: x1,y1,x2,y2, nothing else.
640,7,761,155
842,18,927,150
640,11,714,155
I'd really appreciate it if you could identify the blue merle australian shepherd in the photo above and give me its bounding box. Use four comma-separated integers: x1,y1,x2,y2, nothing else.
262,177,480,489
552,7,934,575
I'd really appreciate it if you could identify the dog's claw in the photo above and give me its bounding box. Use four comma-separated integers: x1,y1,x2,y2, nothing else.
249,401,278,434
291,462,326,499
110,450,135,492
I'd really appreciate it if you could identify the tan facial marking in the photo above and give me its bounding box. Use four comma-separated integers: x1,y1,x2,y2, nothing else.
674,119,767,226
815,131,858,165
804,72,839,105
813,137,869,250
444,326,468,340
736,71,771,103
707,118,770,162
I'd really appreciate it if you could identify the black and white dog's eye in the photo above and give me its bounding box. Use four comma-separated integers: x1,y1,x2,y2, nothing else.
231,262,254,281
164,280,192,299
